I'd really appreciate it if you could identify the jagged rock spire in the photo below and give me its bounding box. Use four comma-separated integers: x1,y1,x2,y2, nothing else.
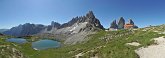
86,11,104,29
86,11,95,19
128,19,134,25
110,20,118,29
118,17,125,29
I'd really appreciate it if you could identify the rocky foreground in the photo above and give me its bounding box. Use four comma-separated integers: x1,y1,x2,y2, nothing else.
0,45,25,58
0,36,25,58
135,37,165,58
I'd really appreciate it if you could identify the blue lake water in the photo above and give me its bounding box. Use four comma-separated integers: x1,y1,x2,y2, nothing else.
6,38,27,44
32,40,60,50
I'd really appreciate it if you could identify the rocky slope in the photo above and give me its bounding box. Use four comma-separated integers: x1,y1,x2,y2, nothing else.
0,45,25,58
40,11,104,44
135,37,165,58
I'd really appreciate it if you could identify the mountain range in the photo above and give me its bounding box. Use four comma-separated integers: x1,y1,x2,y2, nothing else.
0,29,8,33
3,11,138,44
3,11,104,44
110,17,138,30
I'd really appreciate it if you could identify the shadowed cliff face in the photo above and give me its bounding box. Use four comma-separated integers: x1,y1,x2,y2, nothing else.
110,20,118,29
117,17,125,29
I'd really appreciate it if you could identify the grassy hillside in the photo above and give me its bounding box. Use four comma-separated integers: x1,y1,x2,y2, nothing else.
0,35,26,58
1,26,165,58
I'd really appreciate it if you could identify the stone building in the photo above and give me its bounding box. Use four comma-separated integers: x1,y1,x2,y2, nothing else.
124,23,134,29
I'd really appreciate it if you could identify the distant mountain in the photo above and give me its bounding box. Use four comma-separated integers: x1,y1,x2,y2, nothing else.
4,11,104,44
110,17,138,30
3,23,46,36
0,29,9,33
110,20,118,29
128,19,134,25
38,11,104,44
117,17,125,29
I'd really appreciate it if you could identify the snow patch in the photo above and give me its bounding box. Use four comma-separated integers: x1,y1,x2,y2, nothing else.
75,53,84,58
33,48,38,50
126,42,141,46
69,23,78,31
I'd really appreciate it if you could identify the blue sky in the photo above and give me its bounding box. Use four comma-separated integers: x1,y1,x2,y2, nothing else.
0,0,165,29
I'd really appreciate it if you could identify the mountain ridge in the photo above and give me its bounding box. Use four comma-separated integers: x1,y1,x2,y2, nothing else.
3,11,104,44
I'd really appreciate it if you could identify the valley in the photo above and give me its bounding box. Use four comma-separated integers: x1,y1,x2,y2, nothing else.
1,0,165,58
1,25,165,58
1,11,165,58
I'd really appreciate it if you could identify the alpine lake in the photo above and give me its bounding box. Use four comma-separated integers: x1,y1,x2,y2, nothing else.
6,38,61,50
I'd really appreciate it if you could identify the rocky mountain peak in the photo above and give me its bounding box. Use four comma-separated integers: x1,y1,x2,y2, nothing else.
51,21,61,28
46,21,61,31
76,11,103,29
86,11,95,19
59,11,104,29
118,17,125,29
110,20,118,29
4,11,104,44
59,17,79,28
128,19,134,25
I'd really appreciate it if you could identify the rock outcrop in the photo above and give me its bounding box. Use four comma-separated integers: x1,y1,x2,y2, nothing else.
51,21,61,28
135,37,165,58
110,20,118,29
59,17,79,28
128,19,134,25
117,17,125,29
0,45,25,58
47,21,61,31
